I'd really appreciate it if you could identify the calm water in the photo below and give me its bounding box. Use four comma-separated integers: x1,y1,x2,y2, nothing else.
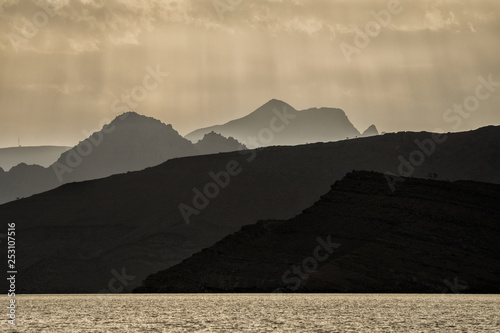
2,294,499,332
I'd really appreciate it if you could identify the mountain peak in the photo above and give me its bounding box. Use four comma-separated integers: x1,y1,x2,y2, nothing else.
362,125,379,137
113,111,154,122
109,112,174,131
259,99,294,111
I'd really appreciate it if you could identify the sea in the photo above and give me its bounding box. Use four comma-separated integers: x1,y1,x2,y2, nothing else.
2,294,499,332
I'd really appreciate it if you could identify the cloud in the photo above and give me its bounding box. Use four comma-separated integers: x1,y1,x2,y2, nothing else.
0,0,499,147
16,83,91,96
1,0,499,54
424,8,459,31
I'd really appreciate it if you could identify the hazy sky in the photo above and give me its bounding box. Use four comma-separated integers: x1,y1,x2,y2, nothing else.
1,0,499,147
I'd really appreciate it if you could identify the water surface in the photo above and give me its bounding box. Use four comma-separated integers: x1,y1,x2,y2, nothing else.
3,294,499,332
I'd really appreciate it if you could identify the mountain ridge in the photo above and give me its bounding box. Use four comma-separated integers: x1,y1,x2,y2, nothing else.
185,99,367,145
0,145,71,171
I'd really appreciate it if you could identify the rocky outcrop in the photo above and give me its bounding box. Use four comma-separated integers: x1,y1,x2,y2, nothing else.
362,125,379,137
136,171,500,293
193,132,245,155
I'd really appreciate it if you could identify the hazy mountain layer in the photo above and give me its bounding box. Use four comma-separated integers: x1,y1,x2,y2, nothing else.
0,112,245,204
0,126,498,293
185,99,365,145
362,125,379,137
135,171,500,293
193,132,245,155
0,146,70,171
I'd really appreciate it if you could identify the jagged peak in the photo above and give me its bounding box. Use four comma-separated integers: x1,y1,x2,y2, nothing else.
196,131,245,148
202,131,224,138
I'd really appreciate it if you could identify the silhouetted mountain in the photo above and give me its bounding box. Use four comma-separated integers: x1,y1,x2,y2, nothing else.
0,112,246,204
0,146,70,171
1,163,53,202
362,125,379,137
135,171,500,293
185,99,362,146
54,112,197,183
193,132,246,155
0,126,498,293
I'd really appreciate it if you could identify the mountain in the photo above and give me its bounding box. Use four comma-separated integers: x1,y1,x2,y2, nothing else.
0,163,54,202
0,112,245,204
362,125,379,137
193,132,246,155
0,126,499,293
52,112,198,183
185,99,364,146
135,171,500,293
0,146,70,171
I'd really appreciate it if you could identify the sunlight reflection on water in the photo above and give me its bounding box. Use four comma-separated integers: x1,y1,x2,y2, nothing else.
3,294,500,332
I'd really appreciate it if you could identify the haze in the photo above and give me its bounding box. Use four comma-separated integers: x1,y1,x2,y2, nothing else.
1,0,499,147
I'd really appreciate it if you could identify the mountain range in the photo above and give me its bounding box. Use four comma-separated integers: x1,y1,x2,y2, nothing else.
0,100,376,205
1,125,498,293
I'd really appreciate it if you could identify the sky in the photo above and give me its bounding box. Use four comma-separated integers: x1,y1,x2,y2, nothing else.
0,0,499,147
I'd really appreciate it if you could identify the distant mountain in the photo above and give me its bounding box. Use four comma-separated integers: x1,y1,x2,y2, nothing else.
1,126,498,293
0,112,245,204
53,112,198,183
185,99,365,146
1,163,54,202
135,171,500,293
362,125,379,137
193,132,246,155
0,146,70,171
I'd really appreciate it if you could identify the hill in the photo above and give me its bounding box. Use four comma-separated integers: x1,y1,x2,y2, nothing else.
362,125,379,137
193,132,246,155
0,146,70,171
135,171,500,293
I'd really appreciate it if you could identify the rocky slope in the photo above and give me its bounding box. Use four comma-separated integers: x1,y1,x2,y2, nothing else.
0,126,499,293
136,171,500,293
